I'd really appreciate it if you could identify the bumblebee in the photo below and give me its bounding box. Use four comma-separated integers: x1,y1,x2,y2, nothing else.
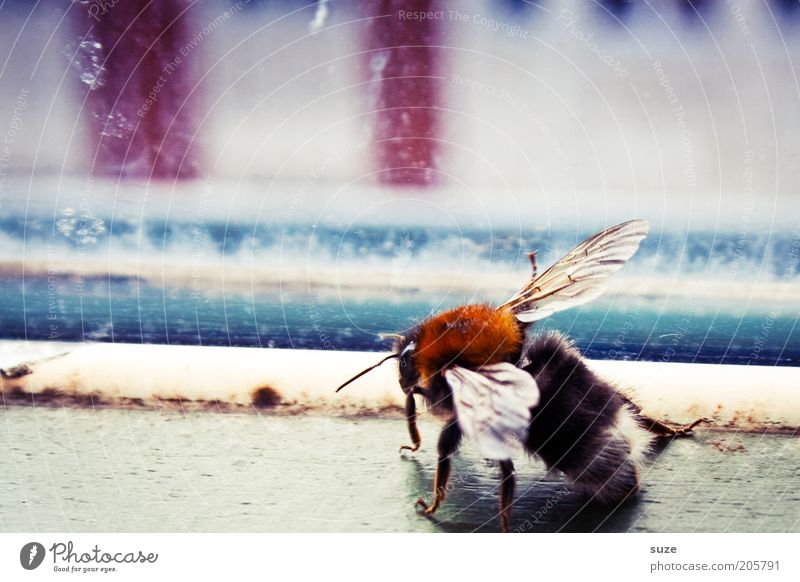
336,220,707,532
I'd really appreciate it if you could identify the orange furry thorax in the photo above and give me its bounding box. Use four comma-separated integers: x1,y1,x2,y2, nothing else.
415,304,523,382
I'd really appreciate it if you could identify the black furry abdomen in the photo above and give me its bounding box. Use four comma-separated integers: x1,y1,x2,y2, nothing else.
521,331,648,502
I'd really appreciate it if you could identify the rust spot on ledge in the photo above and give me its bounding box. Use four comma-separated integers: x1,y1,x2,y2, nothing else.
3,386,104,407
251,386,282,409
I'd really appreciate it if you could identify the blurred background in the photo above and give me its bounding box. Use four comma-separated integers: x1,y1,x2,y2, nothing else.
1,0,799,365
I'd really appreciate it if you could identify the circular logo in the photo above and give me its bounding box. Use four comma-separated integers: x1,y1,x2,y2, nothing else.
20,542,45,570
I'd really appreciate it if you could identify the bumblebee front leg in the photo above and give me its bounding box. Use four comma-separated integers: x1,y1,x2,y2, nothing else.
498,460,515,533
399,391,422,452
416,420,461,516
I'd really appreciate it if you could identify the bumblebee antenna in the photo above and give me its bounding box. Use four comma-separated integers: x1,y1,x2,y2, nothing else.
334,353,399,393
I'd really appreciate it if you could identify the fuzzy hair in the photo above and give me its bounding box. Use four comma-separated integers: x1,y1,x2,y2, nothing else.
521,331,653,504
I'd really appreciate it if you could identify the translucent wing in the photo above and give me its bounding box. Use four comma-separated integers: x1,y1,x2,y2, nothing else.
444,363,540,460
499,219,649,323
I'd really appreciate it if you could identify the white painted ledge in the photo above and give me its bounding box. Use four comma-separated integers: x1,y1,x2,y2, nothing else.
1,342,798,433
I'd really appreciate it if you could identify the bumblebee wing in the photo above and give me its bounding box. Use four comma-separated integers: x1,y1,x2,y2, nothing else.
444,363,540,460
499,219,649,322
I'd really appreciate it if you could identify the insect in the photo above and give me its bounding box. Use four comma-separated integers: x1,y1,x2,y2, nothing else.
335,219,707,532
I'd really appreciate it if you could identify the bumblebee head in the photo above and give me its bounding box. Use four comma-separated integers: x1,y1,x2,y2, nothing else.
392,331,421,395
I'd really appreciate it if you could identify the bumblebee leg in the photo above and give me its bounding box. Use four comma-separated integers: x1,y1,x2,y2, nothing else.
498,459,515,533
640,415,711,437
416,420,461,516
527,250,538,278
399,391,422,452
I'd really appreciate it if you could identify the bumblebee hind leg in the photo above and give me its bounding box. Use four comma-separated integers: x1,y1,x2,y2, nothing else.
415,419,461,517
498,460,515,533
639,415,711,437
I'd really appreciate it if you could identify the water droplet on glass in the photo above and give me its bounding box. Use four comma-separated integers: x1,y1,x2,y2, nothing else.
56,208,107,247
92,110,134,139
66,36,107,90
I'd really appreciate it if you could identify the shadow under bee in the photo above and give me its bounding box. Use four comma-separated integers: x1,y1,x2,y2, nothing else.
401,452,645,533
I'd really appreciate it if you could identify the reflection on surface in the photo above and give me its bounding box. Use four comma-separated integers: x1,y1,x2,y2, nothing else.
2,410,796,533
